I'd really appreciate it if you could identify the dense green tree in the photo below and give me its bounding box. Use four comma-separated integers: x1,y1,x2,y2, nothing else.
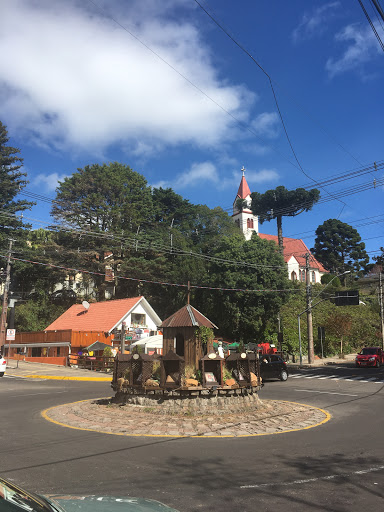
14,296,66,332
373,247,384,266
251,186,320,251
0,121,34,250
199,233,290,342
311,219,370,276
280,287,380,357
51,162,153,233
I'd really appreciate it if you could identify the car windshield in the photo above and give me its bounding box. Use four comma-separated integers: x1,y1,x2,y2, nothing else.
360,348,378,355
0,480,59,512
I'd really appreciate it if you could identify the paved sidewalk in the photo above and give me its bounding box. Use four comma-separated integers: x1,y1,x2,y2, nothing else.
288,353,357,368
43,398,331,438
5,360,112,381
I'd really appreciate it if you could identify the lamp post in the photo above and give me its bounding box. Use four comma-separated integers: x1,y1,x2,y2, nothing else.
298,270,351,365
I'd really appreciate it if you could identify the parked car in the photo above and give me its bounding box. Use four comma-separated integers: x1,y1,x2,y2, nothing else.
0,355,6,377
259,354,288,381
0,477,180,511
355,347,384,368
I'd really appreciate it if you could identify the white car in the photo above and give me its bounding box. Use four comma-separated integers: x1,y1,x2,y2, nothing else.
0,355,6,377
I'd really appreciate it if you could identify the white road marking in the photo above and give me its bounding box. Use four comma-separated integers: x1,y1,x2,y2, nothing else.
240,465,384,489
318,375,338,379
294,389,358,396
303,375,326,379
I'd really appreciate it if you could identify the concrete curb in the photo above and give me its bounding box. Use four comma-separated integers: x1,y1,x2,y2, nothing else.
23,375,112,381
42,397,332,438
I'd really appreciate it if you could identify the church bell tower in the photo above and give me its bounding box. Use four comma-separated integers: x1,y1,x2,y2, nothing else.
232,166,258,240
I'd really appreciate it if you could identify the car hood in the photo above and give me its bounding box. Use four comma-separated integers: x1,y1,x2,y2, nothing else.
46,495,180,512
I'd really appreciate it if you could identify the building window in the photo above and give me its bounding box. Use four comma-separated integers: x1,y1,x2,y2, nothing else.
31,347,42,357
247,218,254,229
291,271,297,281
311,271,316,283
300,270,305,282
131,313,146,326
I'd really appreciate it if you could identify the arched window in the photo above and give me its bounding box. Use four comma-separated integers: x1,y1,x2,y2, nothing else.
291,271,297,281
300,270,305,282
249,218,254,229
311,271,316,283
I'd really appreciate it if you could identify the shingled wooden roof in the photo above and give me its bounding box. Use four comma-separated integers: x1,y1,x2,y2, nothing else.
160,304,218,329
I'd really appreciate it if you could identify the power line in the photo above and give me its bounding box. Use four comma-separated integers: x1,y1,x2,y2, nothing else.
0,210,289,270
358,0,384,52
192,0,376,213
0,253,300,295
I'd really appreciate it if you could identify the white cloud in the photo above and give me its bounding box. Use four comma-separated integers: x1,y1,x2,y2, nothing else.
0,0,255,153
153,161,219,190
292,2,340,42
151,162,279,192
221,167,279,190
246,169,279,184
251,112,279,139
326,23,382,78
33,172,68,192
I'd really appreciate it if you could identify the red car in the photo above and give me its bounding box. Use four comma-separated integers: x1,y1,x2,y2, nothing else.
355,347,384,368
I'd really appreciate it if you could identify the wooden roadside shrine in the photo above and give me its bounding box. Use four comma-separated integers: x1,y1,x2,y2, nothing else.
160,304,218,370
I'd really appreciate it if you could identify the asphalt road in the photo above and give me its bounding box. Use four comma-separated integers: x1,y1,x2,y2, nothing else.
1,366,384,512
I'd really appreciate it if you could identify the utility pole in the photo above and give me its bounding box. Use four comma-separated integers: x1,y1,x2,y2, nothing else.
121,321,126,354
0,239,15,352
305,253,314,364
379,272,384,350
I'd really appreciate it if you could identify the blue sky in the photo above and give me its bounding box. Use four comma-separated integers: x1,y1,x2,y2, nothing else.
1,0,383,259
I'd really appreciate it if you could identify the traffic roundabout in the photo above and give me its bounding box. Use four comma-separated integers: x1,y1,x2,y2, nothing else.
41,397,331,438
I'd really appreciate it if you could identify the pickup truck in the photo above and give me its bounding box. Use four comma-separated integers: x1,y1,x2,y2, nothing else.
355,347,384,368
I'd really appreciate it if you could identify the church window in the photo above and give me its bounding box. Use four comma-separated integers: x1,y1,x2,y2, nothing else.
291,271,297,281
311,271,316,283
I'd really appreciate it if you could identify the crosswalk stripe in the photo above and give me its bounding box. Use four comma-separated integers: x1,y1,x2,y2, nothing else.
287,372,384,384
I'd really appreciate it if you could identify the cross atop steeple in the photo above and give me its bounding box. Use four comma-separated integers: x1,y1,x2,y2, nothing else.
241,166,246,177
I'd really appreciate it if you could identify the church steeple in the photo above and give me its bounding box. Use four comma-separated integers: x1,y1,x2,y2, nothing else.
232,166,258,240
236,166,251,199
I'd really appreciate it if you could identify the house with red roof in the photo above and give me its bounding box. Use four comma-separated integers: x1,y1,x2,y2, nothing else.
233,169,328,283
46,296,162,340
5,297,162,365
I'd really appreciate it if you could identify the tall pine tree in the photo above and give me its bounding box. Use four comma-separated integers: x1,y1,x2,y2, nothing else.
0,121,34,250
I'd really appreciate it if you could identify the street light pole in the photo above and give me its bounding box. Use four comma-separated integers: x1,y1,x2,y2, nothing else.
379,272,384,350
298,269,351,365
305,254,314,364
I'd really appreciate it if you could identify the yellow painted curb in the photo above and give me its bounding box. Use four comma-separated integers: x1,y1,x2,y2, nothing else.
41,398,332,438
25,375,112,381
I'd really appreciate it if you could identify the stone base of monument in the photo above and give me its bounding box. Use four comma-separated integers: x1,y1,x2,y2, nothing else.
113,388,261,415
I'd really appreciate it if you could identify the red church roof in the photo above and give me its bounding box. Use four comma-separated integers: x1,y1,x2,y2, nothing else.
45,297,144,332
236,175,251,199
258,233,328,272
